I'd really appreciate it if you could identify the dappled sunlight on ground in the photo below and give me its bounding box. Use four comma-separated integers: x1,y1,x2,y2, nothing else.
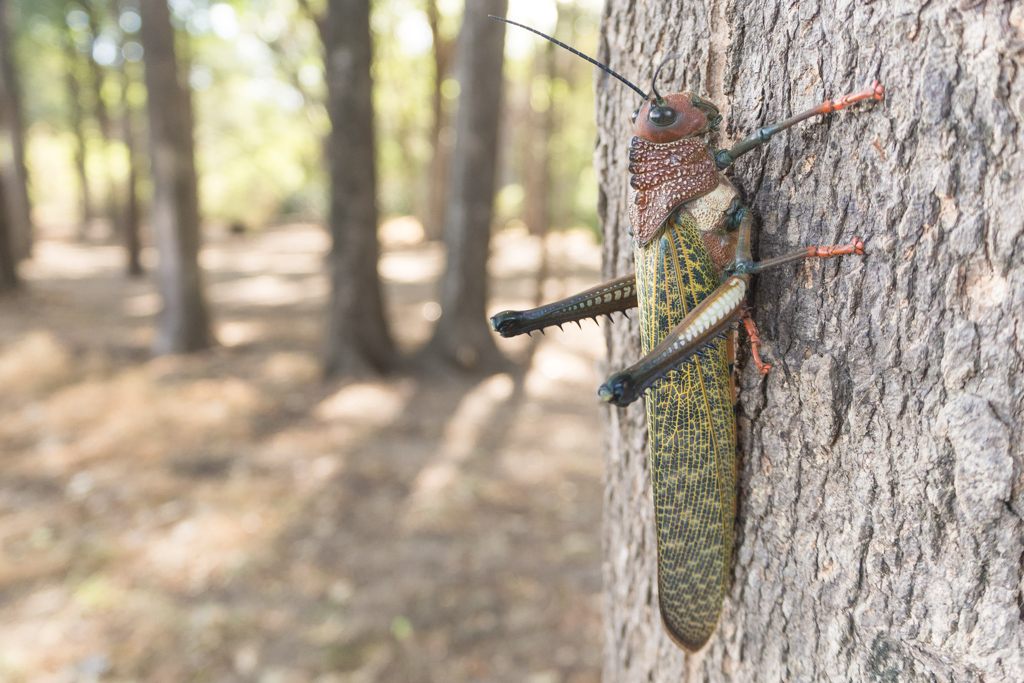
402,374,517,532
379,245,446,285
211,274,329,308
0,222,607,682
314,382,413,428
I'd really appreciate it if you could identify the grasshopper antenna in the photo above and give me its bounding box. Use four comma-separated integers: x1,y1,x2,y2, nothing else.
650,53,682,102
489,15,649,101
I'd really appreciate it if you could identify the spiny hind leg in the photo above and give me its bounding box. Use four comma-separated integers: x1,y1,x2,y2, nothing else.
490,274,637,338
599,276,748,407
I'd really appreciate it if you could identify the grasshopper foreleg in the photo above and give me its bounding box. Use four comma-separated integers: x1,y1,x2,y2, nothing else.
490,274,638,338
599,276,748,406
715,80,885,169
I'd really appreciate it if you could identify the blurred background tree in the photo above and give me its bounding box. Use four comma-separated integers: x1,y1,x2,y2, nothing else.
3,0,606,362
0,174,17,292
139,0,213,353
314,0,398,377
106,0,145,275
425,0,507,372
0,0,31,263
8,0,604,246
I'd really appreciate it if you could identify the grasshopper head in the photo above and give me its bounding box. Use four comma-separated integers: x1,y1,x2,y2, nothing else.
631,92,721,143
630,54,721,143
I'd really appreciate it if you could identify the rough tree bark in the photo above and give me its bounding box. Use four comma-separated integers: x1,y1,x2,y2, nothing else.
427,0,508,371
139,0,213,353
319,0,397,377
596,1,1024,681
0,0,32,261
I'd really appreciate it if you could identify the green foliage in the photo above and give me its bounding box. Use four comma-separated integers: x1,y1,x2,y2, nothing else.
14,0,78,128
12,0,603,236
168,0,328,225
371,0,437,218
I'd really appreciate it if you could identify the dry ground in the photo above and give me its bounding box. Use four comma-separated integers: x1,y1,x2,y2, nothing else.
0,222,608,683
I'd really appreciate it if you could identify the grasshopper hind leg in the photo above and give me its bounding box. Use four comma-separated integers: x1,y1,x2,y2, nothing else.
599,276,748,406
490,274,638,338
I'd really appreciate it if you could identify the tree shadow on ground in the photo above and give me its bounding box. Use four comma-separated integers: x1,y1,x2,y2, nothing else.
0,224,605,682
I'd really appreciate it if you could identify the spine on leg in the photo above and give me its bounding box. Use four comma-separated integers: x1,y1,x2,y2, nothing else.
490,274,638,337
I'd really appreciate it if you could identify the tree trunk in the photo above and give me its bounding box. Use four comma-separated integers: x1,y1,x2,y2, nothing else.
421,0,454,242
63,25,95,240
84,0,120,239
427,0,508,371
0,175,17,293
120,96,143,277
320,0,396,377
522,37,554,238
0,0,32,261
110,0,143,276
596,1,1024,680
139,0,212,354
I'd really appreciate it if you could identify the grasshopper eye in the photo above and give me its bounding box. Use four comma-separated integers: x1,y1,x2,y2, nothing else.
649,103,678,127
631,108,640,124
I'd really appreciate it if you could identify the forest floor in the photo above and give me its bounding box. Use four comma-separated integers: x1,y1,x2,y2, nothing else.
0,222,607,683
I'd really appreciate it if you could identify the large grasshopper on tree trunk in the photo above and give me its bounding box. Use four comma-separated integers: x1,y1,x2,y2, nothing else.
488,17,884,652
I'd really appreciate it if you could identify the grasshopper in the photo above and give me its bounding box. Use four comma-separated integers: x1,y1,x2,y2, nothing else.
488,17,883,651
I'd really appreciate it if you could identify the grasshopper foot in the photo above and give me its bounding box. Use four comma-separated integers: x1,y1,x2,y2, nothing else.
599,372,638,407
490,311,526,338
811,237,865,259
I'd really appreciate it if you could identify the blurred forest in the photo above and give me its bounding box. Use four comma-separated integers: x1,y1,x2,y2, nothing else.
0,0,611,680
7,0,602,243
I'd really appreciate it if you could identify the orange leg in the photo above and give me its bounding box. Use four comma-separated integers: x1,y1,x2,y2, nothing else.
718,81,885,168
741,308,772,374
809,238,866,258
743,237,865,273
819,80,886,113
